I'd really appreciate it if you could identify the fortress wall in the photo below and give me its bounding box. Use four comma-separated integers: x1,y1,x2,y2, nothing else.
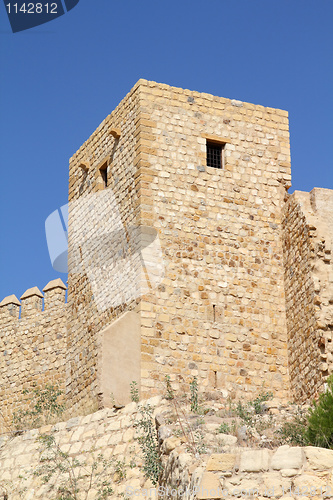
0,280,67,434
67,82,143,413
135,80,292,400
282,188,333,401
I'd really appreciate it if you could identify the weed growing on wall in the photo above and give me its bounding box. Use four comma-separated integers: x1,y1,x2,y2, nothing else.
235,391,273,427
134,405,162,485
164,375,174,401
189,377,199,413
35,433,114,499
130,381,139,403
277,407,308,446
12,384,65,432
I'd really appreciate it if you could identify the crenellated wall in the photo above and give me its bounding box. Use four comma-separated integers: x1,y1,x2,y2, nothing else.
0,279,67,434
282,188,333,401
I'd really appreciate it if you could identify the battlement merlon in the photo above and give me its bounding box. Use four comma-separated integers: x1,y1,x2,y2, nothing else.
0,279,67,323
43,278,67,310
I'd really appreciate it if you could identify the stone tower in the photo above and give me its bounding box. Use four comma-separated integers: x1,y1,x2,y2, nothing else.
66,79,293,412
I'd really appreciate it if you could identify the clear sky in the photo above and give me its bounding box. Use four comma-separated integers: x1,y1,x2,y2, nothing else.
0,0,332,302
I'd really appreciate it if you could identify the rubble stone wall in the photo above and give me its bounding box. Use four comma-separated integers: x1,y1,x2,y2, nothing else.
1,399,333,500
161,443,333,500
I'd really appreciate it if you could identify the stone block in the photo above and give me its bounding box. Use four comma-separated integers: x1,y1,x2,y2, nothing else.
262,473,291,498
271,446,304,470
240,449,270,472
161,436,181,455
206,453,236,471
293,474,331,495
217,434,238,446
197,471,223,499
304,446,333,470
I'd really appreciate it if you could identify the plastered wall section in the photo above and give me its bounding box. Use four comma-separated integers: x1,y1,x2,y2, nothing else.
0,285,67,435
282,188,333,401
67,81,145,414
135,80,292,400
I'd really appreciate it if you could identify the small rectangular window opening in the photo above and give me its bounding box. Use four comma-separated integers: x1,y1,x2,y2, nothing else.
100,163,108,188
206,141,225,169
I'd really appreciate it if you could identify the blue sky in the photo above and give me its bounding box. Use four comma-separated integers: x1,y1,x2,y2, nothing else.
0,0,332,301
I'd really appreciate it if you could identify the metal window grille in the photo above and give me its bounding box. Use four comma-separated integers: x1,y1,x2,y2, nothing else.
206,142,224,169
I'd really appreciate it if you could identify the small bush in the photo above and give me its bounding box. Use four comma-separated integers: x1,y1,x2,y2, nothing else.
306,375,333,449
164,375,174,401
35,433,114,499
235,391,273,427
252,391,273,414
218,422,231,434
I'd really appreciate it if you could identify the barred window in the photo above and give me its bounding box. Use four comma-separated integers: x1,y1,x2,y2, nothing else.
206,141,225,169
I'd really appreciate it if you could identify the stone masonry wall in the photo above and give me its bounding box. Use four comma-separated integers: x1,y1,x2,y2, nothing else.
0,279,67,435
136,80,292,401
282,188,333,401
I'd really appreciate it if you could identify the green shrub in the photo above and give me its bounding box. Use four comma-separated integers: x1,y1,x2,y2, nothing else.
234,390,273,427
306,375,333,449
35,433,114,499
252,391,273,414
